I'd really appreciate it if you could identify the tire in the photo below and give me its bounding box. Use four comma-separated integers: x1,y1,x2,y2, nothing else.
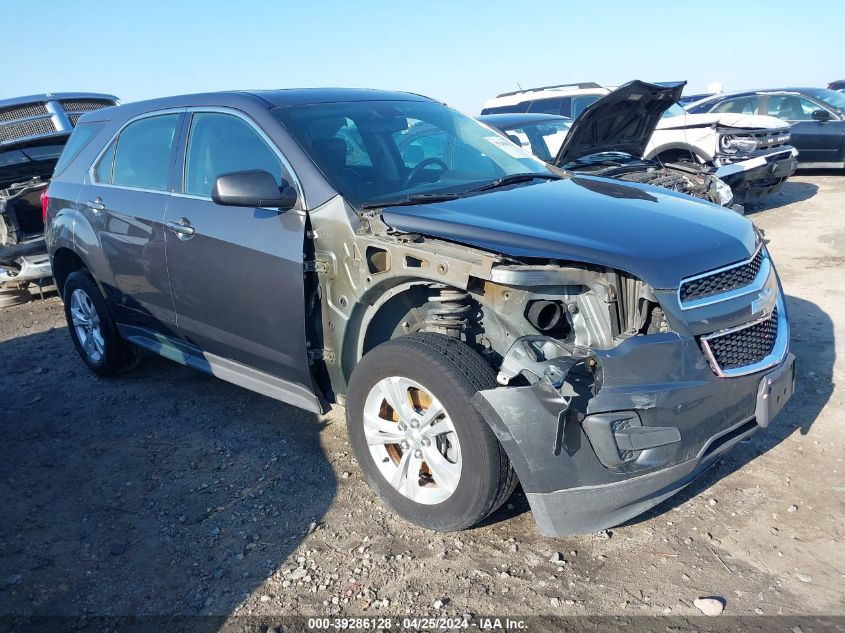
346,332,517,531
63,270,133,376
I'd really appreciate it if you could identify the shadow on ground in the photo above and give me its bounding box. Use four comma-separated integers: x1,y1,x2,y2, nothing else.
745,179,819,214
626,294,833,524
0,327,335,616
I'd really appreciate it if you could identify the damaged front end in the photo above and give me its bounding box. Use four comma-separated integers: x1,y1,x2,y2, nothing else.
596,160,734,207
465,250,792,536
0,177,51,284
712,124,798,205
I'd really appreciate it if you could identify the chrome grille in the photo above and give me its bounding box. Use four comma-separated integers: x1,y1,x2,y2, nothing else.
0,103,48,123
702,308,779,373
60,99,112,113
680,249,763,303
0,117,56,142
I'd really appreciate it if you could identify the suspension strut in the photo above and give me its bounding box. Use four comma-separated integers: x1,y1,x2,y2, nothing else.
425,284,471,337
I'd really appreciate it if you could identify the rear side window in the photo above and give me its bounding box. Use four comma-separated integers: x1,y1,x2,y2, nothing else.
54,122,105,175
111,114,179,191
95,141,116,183
527,97,564,115
569,95,601,118
713,96,759,115
184,112,284,197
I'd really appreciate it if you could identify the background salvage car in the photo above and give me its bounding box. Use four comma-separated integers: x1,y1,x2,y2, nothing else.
687,88,845,169
482,81,798,204
479,81,736,208
0,93,118,306
46,88,793,538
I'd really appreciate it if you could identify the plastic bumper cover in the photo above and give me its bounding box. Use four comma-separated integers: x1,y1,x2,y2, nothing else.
472,332,794,537
715,148,799,204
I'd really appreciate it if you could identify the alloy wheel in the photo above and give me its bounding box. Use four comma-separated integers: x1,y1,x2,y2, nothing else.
69,288,105,363
363,376,462,505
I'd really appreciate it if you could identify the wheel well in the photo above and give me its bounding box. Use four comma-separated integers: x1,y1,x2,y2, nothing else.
52,248,87,296
655,148,706,164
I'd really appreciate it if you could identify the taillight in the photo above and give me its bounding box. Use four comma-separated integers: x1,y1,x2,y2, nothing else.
41,189,49,223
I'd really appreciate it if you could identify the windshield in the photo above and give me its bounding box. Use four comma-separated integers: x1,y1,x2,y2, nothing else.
802,88,845,112
661,103,686,118
500,120,572,162
273,100,551,207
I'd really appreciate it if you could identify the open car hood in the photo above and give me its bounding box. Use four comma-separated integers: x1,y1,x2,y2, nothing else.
554,80,685,167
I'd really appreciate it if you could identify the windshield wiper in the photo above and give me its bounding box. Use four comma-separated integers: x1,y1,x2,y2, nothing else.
470,173,560,193
360,192,466,210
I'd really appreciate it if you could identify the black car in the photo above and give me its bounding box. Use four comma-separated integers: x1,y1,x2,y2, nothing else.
687,88,845,168
479,82,735,207
828,80,845,92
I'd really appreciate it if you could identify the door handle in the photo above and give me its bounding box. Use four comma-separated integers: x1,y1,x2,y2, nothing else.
87,198,105,213
167,218,196,240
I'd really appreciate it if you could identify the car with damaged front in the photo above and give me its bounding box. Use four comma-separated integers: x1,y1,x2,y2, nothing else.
45,89,794,536
482,81,799,205
1,93,118,297
478,81,735,208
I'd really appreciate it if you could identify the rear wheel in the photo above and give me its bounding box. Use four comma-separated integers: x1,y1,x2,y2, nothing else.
346,333,517,531
63,270,133,376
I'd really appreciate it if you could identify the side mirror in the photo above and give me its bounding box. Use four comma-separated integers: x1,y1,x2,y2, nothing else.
211,170,297,210
811,109,832,121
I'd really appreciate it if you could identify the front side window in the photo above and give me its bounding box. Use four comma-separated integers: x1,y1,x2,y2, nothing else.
713,97,759,115
111,114,179,191
803,88,845,111
184,112,284,197
273,100,549,207
765,95,821,121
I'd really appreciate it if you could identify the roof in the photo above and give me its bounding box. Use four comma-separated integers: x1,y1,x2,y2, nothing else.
483,85,610,109
477,113,572,128
81,87,434,122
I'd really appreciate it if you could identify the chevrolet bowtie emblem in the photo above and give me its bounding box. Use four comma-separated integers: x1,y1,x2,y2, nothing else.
751,287,775,316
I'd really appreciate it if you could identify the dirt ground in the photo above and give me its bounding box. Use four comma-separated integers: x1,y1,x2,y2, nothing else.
1,174,843,625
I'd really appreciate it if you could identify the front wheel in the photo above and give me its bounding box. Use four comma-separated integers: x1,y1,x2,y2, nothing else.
346,333,517,531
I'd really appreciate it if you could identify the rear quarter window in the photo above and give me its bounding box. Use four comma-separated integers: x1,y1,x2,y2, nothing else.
53,122,106,176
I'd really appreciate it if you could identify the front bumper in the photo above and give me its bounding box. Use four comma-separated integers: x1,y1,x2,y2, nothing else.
472,332,794,537
715,148,799,204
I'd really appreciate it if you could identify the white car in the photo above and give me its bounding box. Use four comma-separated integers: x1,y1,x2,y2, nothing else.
481,82,799,204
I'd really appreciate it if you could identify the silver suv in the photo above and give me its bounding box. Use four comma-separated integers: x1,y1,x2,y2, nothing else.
46,89,794,536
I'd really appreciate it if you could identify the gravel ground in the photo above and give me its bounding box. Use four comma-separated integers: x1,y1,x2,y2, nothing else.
1,174,843,623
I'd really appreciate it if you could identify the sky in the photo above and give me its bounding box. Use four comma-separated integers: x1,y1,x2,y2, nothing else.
3,0,843,114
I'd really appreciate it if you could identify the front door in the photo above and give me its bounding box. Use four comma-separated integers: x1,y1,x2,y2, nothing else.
765,94,845,164
163,110,313,400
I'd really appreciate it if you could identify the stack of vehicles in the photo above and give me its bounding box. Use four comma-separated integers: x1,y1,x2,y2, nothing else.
0,93,118,303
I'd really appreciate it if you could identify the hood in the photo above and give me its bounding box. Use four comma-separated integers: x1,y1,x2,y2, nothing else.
382,176,757,290
553,80,685,167
657,111,789,132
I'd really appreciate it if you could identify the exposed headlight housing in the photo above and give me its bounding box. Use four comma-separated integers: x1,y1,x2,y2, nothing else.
714,177,733,206
719,135,758,154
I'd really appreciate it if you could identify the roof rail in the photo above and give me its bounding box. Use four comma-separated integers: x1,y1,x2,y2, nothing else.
495,82,603,98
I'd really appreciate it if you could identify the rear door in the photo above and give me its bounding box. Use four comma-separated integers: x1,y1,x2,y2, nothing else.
163,109,315,404
764,94,844,163
82,111,182,330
